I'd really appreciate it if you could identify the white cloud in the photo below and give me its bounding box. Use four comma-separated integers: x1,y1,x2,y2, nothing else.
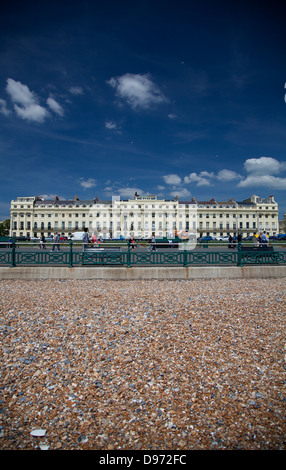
6,78,36,106
0,99,11,116
4,78,67,123
162,157,286,194
107,73,168,110
47,97,64,116
168,113,177,119
237,157,286,189
13,103,49,123
69,86,84,95
217,169,242,181
200,171,215,178
116,187,144,198
104,186,145,199
163,174,182,185
39,194,65,200
6,78,49,123
79,178,97,189
184,172,211,186
243,156,285,175
170,188,192,199
105,120,122,134
238,174,286,190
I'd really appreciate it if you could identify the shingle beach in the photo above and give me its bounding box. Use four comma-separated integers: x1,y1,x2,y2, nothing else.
0,278,285,450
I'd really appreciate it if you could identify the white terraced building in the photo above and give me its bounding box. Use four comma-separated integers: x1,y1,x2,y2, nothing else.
10,193,279,240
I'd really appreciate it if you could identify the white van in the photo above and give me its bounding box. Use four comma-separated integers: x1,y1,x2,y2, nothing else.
69,231,86,241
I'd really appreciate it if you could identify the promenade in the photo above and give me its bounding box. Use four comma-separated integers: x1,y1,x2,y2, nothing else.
0,277,285,450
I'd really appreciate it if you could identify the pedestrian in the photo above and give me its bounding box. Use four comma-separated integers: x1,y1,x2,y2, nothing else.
252,232,258,246
258,232,262,247
228,235,233,249
40,233,46,250
150,232,157,251
261,231,268,247
51,233,60,251
82,228,89,246
130,235,135,251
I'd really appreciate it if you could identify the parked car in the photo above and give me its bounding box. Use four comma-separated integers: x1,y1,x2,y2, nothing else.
277,234,286,240
60,236,67,241
199,236,213,242
214,236,229,241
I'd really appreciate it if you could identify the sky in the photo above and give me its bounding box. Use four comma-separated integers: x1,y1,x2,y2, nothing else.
0,0,286,220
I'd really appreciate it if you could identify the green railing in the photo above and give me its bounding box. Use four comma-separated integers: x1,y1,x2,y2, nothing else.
0,241,285,267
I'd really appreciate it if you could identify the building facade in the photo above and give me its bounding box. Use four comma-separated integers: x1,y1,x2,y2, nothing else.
10,193,279,239
278,214,286,234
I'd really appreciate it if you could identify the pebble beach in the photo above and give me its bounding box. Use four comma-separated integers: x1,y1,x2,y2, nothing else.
0,278,285,450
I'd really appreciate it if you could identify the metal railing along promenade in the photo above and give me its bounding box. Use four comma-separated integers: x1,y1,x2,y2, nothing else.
0,241,285,268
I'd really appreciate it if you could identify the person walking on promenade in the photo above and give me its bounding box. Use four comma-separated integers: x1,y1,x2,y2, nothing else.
82,228,89,246
40,233,46,250
261,231,268,247
130,235,135,251
51,233,60,252
252,232,258,246
149,232,157,251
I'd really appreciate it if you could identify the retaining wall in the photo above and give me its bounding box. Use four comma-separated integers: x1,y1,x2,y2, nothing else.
0,266,285,280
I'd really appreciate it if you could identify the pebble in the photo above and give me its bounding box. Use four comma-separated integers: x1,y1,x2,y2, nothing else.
0,278,285,450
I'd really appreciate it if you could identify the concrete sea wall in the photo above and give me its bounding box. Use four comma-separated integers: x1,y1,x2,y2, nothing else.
0,265,285,280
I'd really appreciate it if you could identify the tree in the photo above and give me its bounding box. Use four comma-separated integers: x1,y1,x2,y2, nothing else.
0,219,10,236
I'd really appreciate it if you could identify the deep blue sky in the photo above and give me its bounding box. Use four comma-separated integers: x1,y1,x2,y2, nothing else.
0,0,285,219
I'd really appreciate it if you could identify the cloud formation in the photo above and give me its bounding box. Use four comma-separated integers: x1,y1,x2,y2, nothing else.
217,169,242,181
6,78,49,123
238,157,286,189
69,86,84,95
4,78,65,123
163,174,182,185
47,97,64,116
79,178,97,189
107,73,168,110
105,120,122,134
163,157,286,195
0,99,11,116
184,172,214,186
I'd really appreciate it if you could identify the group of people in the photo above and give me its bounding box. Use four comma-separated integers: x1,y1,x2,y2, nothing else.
129,233,157,251
254,231,269,247
228,231,269,249
39,233,61,251
228,233,242,249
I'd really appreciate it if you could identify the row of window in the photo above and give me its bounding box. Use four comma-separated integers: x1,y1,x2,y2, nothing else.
13,212,277,219
14,220,277,231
